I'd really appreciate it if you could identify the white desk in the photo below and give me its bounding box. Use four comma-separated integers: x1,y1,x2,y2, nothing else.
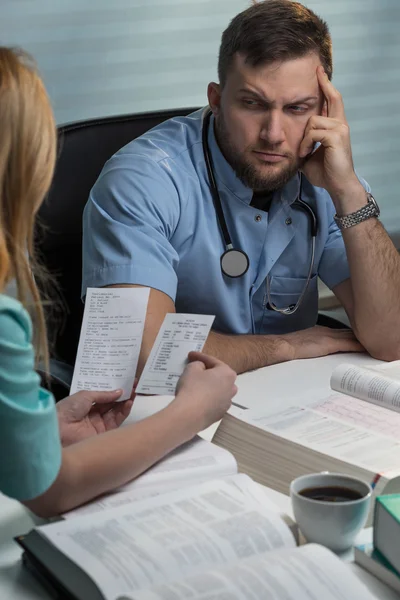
232,351,383,410
0,495,51,599
0,353,398,599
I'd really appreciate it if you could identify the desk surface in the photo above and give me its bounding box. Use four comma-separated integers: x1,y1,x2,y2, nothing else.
232,351,382,410
1,353,398,600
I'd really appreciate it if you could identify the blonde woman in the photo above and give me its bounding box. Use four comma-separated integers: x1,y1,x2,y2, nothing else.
0,47,237,517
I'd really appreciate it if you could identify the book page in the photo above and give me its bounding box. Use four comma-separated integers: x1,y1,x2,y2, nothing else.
371,360,400,379
70,287,150,400
330,363,400,413
39,477,295,600
311,393,400,439
136,313,214,395
238,402,400,474
129,544,375,600
64,437,238,519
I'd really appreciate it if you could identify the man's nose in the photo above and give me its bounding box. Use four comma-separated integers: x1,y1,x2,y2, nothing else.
260,110,285,146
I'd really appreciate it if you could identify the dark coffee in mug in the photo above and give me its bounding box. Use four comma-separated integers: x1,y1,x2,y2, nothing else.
299,485,363,502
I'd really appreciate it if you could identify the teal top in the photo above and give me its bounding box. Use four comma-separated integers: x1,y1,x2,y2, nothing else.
0,294,61,500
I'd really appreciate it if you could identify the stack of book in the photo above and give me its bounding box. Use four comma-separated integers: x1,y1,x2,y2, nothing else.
213,360,400,525
355,494,400,594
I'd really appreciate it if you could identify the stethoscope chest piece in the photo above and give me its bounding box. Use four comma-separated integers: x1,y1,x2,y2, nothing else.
221,247,250,278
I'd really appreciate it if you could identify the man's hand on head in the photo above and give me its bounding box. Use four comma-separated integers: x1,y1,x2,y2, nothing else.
299,66,366,213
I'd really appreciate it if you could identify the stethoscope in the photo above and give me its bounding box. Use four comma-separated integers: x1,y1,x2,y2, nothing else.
202,108,318,315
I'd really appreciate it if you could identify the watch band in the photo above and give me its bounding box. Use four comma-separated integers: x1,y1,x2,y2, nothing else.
334,192,380,230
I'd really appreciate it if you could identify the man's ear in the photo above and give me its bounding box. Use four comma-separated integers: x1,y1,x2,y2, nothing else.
207,82,222,116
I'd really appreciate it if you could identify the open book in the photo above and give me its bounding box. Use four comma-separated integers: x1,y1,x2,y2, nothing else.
330,361,400,413
64,436,238,519
213,361,400,526
17,475,376,600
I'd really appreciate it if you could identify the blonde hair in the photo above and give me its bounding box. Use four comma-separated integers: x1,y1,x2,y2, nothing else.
0,47,56,368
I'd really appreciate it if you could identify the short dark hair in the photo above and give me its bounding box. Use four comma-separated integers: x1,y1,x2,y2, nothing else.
218,0,332,87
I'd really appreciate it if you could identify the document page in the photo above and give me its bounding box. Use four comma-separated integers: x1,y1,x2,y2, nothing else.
39,477,295,600
136,313,215,395
312,393,400,439
239,401,400,474
330,363,400,413
130,544,375,600
64,437,238,519
70,287,149,400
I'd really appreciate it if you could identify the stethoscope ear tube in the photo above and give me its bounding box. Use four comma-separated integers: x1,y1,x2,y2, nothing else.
266,235,316,315
202,109,232,250
202,108,250,278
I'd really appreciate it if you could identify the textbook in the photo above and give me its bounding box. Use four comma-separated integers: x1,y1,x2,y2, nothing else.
63,436,238,519
354,542,400,595
213,361,400,524
17,475,377,600
373,494,400,575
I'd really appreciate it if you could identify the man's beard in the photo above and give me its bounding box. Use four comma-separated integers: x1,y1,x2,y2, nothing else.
215,112,304,192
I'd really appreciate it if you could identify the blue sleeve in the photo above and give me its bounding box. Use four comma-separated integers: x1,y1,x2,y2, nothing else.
82,152,181,302
318,177,371,291
0,297,61,500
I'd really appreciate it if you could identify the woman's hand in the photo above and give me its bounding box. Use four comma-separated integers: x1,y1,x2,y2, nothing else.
57,389,134,446
172,352,237,433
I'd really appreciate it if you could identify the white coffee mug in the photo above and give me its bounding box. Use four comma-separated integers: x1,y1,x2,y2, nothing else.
290,472,372,552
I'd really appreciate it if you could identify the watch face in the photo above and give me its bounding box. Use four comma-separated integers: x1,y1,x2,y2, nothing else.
368,193,380,216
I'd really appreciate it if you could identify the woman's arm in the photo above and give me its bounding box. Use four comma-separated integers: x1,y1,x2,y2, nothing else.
23,353,237,517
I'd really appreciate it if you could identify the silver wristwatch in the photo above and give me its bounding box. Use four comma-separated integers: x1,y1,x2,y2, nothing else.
334,192,380,230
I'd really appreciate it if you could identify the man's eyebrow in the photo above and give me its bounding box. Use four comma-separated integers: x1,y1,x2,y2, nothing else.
287,95,319,104
238,88,319,105
238,88,272,103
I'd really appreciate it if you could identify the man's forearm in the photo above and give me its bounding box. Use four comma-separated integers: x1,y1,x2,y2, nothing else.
203,330,294,374
204,325,364,374
342,214,400,360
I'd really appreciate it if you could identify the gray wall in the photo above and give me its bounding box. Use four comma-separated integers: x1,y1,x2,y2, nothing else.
1,0,399,233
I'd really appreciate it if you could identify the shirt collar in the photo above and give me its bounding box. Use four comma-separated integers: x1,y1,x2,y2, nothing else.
204,109,301,207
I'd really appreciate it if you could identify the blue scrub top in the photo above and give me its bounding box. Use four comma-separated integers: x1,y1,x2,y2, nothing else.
83,108,368,335
0,295,61,501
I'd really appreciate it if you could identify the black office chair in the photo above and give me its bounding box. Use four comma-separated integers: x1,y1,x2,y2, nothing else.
35,107,346,399
35,107,198,399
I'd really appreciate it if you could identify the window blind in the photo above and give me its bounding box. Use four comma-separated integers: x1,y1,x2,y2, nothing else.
1,0,399,234
305,0,400,238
